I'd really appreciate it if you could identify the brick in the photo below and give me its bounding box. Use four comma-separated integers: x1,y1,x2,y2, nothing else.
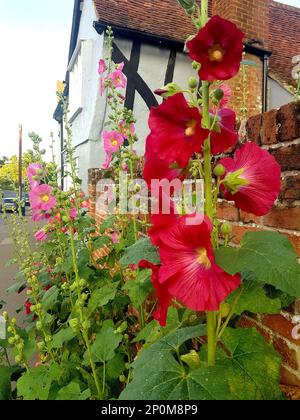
277,102,300,142
231,225,260,244
263,207,300,231
261,109,278,145
217,201,239,222
273,337,299,371
281,233,300,256
280,366,300,387
271,144,300,172
238,315,272,343
280,175,300,201
239,210,263,225
246,114,262,145
261,315,300,346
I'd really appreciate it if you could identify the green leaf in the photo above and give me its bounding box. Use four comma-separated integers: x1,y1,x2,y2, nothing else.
119,325,232,401
124,270,154,308
42,286,59,311
218,328,283,400
87,282,119,314
106,354,126,379
85,324,122,364
227,280,282,315
120,237,160,267
17,366,52,400
55,382,91,400
215,231,300,297
100,215,116,233
0,366,15,400
50,327,76,349
177,0,195,15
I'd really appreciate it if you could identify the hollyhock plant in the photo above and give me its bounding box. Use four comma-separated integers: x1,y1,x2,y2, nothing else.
139,260,172,327
29,184,56,211
27,163,43,188
187,15,245,82
148,93,207,167
210,108,238,155
156,214,241,311
219,142,281,216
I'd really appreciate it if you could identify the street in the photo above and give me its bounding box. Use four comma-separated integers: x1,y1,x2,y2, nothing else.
0,214,33,324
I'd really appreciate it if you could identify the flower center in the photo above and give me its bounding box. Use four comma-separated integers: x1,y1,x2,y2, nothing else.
111,139,118,147
185,120,197,137
209,44,226,62
41,194,50,203
197,247,211,269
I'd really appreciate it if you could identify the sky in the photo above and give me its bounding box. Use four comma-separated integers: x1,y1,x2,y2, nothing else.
0,0,299,160
0,0,74,159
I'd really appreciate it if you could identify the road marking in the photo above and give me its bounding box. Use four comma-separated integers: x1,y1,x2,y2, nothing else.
0,238,13,245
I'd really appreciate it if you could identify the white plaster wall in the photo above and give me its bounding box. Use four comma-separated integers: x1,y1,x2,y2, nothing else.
269,77,293,110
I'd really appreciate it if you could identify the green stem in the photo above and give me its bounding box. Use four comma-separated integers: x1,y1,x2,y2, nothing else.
69,226,102,400
129,135,138,242
207,312,217,367
218,286,244,340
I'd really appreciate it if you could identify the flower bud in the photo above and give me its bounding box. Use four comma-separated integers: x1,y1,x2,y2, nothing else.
180,350,200,369
188,77,198,90
192,61,200,70
214,88,225,101
2,311,8,321
37,342,45,351
36,321,43,331
15,355,22,364
8,337,15,345
221,222,232,235
119,375,126,383
154,82,182,99
69,318,80,331
214,164,226,177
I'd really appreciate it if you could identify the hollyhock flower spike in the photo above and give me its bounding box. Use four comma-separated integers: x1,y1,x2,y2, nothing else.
187,15,245,82
148,93,207,167
30,184,56,212
219,142,281,216
27,163,43,188
139,260,172,327
210,108,238,155
157,214,241,312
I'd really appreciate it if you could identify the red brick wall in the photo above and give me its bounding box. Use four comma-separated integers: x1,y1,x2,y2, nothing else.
218,101,300,387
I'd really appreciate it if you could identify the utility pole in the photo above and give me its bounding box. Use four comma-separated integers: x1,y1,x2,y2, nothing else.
18,124,24,216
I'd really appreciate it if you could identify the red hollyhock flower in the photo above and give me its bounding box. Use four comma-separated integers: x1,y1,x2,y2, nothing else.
210,108,238,155
25,300,32,315
148,93,207,167
156,214,241,311
187,15,245,82
219,142,281,216
139,260,172,327
143,135,183,188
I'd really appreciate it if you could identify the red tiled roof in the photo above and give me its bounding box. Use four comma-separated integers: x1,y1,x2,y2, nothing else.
93,0,206,42
269,1,300,87
93,0,300,87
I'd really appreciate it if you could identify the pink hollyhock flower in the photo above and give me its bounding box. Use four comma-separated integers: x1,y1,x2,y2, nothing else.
111,232,119,244
70,208,77,220
148,93,207,168
27,163,43,188
107,69,127,89
210,108,238,155
122,163,128,172
81,199,90,209
102,154,112,170
156,214,241,311
30,184,56,211
98,59,107,75
139,260,172,327
218,84,232,109
187,15,244,82
32,209,51,222
100,78,105,96
103,130,124,155
219,142,281,216
117,62,124,71
35,229,47,242
130,123,136,136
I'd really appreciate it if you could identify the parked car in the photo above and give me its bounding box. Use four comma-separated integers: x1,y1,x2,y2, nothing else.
24,193,30,207
0,197,19,213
